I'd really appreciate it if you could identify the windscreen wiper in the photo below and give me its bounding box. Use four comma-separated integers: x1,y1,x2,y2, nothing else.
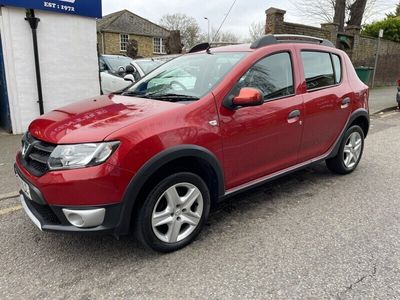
151,93,199,102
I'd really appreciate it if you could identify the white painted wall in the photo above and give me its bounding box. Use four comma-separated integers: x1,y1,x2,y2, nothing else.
0,7,100,134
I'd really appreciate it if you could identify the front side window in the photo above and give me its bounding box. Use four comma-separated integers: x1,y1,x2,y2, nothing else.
154,38,166,54
120,34,129,52
301,51,335,90
123,52,247,102
236,52,294,100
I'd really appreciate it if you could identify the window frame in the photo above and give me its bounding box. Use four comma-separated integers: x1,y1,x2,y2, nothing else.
300,50,343,93
153,37,166,54
230,50,297,103
331,53,343,85
120,34,129,52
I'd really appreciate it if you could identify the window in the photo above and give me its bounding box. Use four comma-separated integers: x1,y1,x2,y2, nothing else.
301,51,335,90
125,52,247,100
153,37,166,54
120,34,129,52
236,52,294,100
332,54,342,84
99,57,107,72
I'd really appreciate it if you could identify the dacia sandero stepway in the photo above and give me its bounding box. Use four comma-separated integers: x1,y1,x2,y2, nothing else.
15,35,369,252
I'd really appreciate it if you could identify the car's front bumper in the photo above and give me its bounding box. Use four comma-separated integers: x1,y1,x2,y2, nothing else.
15,165,124,234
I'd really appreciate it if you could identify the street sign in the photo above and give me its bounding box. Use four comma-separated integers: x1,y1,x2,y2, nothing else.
379,29,384,38
0,0,102,18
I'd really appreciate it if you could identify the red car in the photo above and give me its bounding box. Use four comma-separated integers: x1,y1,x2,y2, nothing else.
15,35,369,252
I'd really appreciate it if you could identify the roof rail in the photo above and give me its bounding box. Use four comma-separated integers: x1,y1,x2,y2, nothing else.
250,34,335,49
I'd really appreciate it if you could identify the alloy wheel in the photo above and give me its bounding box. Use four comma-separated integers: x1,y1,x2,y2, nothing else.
343,131,363,169
151,182,204,243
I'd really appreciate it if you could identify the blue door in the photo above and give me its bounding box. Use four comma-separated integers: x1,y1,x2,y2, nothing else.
0,35,11,133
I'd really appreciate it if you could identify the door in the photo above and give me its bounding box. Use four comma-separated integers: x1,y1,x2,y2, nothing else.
298,50,352,162
219,51,304,190
0,35,11,133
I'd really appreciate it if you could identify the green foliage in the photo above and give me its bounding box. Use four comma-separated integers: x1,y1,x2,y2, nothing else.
362,17,400,42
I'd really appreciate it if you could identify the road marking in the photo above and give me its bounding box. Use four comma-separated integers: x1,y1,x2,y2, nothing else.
0,191,20,201
0,204,22,216
379,111,399,119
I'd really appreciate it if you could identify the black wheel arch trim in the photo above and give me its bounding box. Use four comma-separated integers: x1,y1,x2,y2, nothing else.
328,108,369,159
114,145,225,236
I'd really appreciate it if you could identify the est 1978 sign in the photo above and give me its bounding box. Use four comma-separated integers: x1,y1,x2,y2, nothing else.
0,0,102,18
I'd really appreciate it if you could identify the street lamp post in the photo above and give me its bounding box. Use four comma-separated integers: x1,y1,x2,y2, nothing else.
204,17,210,43
372,29,384,88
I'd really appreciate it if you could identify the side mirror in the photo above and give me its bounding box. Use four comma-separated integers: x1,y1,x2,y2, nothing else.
125,65,137,74
124,74,135,83
232,88,263,108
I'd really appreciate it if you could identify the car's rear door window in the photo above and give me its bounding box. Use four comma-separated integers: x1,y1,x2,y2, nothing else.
332,54,342,84
301,51,335,91
237,52,294,101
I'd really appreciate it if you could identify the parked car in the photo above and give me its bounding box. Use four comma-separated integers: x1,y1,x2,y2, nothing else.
15,35,369,252
397,79,400,108
99,55,174,94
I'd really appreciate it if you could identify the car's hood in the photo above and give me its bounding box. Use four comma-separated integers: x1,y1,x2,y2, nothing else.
29,94,182,144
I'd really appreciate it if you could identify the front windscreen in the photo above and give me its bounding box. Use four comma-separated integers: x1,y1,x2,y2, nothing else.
123,52,247,102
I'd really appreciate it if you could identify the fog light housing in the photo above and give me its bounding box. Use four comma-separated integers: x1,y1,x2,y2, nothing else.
62,208,105,228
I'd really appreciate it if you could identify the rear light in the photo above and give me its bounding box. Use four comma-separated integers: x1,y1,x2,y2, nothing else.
397,79,400,86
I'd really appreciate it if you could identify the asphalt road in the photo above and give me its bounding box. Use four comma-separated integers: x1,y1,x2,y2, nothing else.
1,110,400,299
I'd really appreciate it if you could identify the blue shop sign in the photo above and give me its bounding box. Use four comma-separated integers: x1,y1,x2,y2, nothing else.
0,0,102,18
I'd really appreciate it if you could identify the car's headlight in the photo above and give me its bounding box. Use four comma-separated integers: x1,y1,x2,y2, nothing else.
48,141,120,170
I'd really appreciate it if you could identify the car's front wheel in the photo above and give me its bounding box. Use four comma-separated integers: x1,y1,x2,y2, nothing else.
136,172,210,252
326,125,365,174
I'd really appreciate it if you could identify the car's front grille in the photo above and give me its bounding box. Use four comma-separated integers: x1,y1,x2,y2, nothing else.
20,133,56,177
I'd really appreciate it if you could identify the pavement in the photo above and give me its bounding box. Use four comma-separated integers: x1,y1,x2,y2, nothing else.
0,103,399,298
369,86,398,114
0,131,21,197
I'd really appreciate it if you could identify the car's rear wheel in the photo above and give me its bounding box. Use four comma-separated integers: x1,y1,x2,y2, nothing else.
136,172,210,252
326,125,365,174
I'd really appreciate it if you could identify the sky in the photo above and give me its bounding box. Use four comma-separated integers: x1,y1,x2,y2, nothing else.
102,0,398,41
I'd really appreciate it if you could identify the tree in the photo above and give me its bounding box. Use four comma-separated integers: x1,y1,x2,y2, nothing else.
362,17,400,42
293,0,388,30
126,40,138,59
249,21,265,42
159,13,201,49
347,0,368,26
333,0,346,31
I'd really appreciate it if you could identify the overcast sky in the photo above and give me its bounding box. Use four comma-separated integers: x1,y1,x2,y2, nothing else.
102,0,397,40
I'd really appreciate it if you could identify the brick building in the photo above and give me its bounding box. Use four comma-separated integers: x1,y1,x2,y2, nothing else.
97,10,170,57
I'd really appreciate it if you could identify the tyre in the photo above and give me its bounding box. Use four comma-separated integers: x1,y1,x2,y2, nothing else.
136,172,210,253
326,125,365,175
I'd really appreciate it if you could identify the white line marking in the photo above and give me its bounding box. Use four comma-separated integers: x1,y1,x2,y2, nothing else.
0,205,22,216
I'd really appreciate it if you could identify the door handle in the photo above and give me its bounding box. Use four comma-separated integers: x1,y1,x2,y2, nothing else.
341,97,351,108
288,110,301,120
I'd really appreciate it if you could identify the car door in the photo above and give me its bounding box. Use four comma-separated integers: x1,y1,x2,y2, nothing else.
297,49,352,162
219,51,304,190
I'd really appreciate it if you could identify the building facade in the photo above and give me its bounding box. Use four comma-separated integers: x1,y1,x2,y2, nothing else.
97,10,170,58
0,4,100,134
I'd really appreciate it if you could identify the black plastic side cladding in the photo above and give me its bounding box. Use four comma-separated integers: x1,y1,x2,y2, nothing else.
115,145,225,236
